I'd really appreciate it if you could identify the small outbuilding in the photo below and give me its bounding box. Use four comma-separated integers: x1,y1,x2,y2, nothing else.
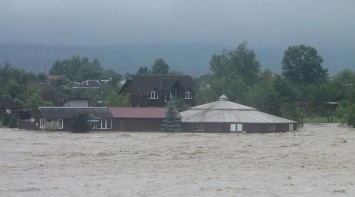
108,107,179,131
180,95,297,133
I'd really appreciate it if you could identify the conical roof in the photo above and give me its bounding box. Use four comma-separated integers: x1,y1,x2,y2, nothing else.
181,95,296,123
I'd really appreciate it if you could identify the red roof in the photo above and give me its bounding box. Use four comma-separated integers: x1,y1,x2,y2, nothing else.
108,107,181,119
47,74,64,81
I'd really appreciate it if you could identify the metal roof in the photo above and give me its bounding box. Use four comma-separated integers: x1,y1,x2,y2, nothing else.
108,107,181,119
181,95,296,123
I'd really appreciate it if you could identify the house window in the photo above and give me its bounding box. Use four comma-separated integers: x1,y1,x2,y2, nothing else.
268,125,276,132
57,119,63,129
149,91,158,99
96,119,112,129
185,91,192,99
40,118,48,129
193,124,204,131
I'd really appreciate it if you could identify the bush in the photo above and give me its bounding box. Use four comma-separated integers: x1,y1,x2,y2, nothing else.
9,116,18,128
70,113,90,133
2,114,11,126
347,104,355,128
43,121,59,131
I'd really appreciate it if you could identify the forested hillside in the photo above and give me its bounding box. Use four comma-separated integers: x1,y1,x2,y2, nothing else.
0,43,353,76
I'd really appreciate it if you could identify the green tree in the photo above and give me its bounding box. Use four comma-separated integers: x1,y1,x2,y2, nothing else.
282,45,328,98
210,41,261,87
347,104,355,127
105,91,130,107
137,66,150,74
161,99,182,132
25,93,52,115
152,58,169,74
9,116,18,128
2,114,11,126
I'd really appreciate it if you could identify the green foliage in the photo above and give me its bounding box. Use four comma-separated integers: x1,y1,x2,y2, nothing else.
152,58,169,74
49,55,104,81
335,101,349,125
282,45,328,89
2,114,11,126
347,104,355,127
174,97,191,112
161,99,182,132
9,116,18,128
137,66,150,74
280,104,305,126
25,93,52,115
105,91,130,107
70,113,90,133
195,81,215,105
210,41,261,87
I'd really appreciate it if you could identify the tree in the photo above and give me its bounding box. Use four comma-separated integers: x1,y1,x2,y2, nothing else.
152,58,169,74
210,41,261,87
105,91,130,107
70,113,90,133
25,93,52,115
9,116,18,128
161,99,182,132
137,66,150,74
282,45,328,97
347,104,355,127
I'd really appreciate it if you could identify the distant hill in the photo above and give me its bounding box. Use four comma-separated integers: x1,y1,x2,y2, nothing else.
0,43,353,77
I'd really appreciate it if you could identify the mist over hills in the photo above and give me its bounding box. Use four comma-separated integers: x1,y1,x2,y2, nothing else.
0,43,353,77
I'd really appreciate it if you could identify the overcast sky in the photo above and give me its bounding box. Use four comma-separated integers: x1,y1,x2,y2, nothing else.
1,0,354,48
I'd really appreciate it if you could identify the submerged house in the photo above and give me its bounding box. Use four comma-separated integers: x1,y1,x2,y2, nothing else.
109,107,180,131
181,95,297,133
119,74,195,107
19,107,113,131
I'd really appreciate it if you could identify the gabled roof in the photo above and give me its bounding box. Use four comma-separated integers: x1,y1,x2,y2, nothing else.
123,74,195,95
108,107,182,119
38,107,113,119
181,95,296,124
0,96,19,110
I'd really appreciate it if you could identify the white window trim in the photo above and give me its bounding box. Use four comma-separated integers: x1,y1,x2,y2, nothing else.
184,91,192,99
57,119,63,129
95,119,112,129
40,118,48,129
149,91,158,99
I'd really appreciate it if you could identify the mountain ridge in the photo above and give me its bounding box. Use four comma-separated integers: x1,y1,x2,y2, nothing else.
0,43,353,76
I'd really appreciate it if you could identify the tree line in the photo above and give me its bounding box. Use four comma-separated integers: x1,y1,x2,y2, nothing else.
1,42,355,127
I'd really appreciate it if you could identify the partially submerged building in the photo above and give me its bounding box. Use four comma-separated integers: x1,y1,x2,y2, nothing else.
108,107,180,131
181,95,297,133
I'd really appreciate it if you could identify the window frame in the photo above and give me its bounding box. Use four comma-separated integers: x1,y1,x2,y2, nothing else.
57,119,63,129
149,91,158,99
40,118,48,129
184,91,192,99
268,125,276,132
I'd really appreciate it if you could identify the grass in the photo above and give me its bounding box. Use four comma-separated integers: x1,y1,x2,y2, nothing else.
303,116,342,124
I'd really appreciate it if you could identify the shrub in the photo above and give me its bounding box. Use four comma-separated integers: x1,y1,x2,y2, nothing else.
70,113,90,133
347,104,355,128
43,121,59,131
2,114,11,126
9,116,18,128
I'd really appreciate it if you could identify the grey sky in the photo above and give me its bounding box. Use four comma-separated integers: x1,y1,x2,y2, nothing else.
1,0,354,48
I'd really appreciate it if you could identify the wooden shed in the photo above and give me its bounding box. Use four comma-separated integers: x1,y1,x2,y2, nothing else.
180,95,297,133
108,107,181,131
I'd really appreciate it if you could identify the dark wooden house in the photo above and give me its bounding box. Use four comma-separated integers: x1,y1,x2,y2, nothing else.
119,74,195,107
19,107,113,131
108,107,181,131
